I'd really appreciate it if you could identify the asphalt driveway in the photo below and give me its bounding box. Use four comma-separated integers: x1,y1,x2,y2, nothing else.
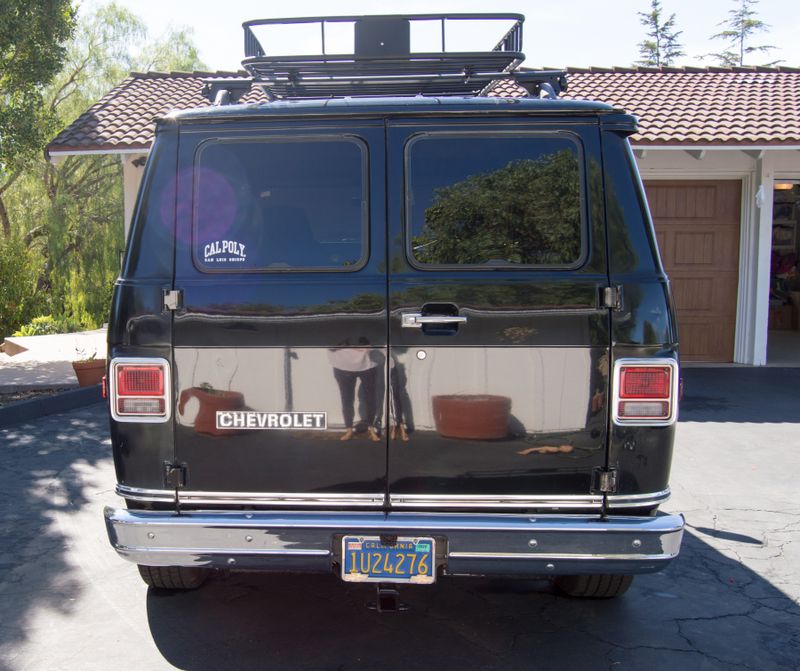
0,368,798,671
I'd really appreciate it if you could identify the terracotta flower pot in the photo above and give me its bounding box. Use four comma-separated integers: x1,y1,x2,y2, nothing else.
72,359,105,387
432,394,512,440
178,387,245,436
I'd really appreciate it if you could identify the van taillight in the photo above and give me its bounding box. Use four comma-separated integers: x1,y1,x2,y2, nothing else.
110,358,171,423
613,359,678,425
117,366,164,396
620,367,671,399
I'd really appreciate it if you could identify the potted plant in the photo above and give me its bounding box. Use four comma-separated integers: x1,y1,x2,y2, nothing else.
432,394,512,440
72,348,105,387
178,382,245,435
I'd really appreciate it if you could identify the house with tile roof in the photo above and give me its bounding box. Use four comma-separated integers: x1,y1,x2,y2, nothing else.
46,66,800,366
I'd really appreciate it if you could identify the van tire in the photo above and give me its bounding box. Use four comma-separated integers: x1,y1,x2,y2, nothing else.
137,565,209,590
554,574,633,598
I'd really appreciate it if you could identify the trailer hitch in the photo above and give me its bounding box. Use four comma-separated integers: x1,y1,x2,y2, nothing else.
368,583,408,613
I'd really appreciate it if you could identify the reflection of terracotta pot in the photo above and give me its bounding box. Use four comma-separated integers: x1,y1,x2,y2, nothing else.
72,359,105,387
432,395,511,440
178,387,245,436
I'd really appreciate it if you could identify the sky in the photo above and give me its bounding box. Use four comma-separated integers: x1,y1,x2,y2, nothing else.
100,0,800,71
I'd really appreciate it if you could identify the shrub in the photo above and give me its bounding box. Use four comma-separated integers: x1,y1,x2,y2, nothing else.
13,314,84,336
0,235,45,339
13,315,59,336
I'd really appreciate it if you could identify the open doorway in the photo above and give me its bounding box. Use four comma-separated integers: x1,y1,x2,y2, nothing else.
767,180,800,366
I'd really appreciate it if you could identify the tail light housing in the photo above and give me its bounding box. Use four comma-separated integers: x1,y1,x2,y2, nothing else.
612,358,679,426
109,358,171,423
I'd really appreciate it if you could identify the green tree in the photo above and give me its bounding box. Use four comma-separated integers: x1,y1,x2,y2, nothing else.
708,0,777,66
636,0,684,66
0,234,45,337
412,151,582,266
0,1,76,234
139,26,204,72
2,2,205,333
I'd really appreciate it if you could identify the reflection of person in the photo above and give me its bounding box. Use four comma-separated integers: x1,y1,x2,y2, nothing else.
389,354,409,441
328,343,380,441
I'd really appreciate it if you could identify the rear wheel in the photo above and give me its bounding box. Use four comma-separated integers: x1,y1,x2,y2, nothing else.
554,574,633,598
137,565,210,590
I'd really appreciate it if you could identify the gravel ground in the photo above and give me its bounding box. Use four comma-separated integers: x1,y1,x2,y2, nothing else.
0,388,74,408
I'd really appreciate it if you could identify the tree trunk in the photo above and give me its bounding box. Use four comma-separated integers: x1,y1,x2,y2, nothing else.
0,195,10,236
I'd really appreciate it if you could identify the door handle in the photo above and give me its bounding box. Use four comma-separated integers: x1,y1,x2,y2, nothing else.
401,313,468,329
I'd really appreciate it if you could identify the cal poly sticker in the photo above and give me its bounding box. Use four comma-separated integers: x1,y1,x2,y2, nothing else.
203,239,247,264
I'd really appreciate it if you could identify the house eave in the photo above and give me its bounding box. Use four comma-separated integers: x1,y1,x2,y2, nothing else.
630,144,800,151
46,146,151,164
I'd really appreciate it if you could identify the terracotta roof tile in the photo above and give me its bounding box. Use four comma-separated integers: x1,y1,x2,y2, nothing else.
560,67,800,145
47,66,800,153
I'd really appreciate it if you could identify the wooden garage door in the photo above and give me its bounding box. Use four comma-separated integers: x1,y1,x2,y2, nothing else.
644,180,741,362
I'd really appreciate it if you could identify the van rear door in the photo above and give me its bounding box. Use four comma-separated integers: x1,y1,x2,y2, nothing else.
171,120,389,507
386,119,611,511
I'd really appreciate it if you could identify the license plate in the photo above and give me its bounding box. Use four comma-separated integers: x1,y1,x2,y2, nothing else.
341,536,436,584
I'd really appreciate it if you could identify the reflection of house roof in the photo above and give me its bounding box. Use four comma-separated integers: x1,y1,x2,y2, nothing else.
47,66,800,154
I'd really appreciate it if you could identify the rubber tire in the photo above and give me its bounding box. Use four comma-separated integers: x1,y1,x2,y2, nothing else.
137,565,209,590
554,574,634,598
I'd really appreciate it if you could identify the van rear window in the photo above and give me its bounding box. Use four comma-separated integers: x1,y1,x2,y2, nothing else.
406,134,584,268
193,138,366,271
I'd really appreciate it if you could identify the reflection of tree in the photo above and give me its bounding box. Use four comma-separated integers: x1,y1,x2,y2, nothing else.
413,150,582,266
205,293,385,317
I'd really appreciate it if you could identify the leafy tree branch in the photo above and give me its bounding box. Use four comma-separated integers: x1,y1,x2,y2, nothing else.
636,0,684,67
708,0,778,66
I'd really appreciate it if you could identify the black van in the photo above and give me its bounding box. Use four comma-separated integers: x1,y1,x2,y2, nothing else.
104,14,684,601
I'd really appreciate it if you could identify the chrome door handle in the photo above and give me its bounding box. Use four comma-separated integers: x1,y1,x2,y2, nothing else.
401,313,468,328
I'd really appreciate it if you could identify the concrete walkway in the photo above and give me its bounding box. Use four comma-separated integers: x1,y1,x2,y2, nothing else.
0,329,106,390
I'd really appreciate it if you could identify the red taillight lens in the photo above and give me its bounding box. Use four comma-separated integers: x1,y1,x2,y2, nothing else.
620,366,671,399
117,365,164,396
614,360,677,424
111,359,170,421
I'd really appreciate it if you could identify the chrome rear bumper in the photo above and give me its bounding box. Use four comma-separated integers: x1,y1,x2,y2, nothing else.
105,508,684,577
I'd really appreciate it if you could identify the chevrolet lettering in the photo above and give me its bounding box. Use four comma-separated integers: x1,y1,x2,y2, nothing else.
103,14,685,604
216,411,327,430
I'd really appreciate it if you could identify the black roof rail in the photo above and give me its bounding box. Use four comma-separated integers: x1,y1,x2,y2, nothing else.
202,78,253,105
230,14,566,100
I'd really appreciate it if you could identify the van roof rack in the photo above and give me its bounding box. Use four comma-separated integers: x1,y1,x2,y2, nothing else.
234,14,566,100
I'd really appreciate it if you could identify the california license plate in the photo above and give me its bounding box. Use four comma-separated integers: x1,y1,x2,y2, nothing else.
341,536,436,584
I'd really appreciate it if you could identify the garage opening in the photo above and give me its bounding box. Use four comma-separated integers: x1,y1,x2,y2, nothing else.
644,180,741,363
767,180,800,366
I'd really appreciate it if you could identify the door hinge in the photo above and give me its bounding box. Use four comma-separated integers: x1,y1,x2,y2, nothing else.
163,462,187,489
163,289,183,311
592,467,618,494
602,286,623,311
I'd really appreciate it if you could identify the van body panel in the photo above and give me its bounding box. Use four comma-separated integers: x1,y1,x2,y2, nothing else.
109,103,678,509
170,122,389,496
107,341,174,490
385,119,611,502
601,129,678,502
105,92,684,583
108,126,179,492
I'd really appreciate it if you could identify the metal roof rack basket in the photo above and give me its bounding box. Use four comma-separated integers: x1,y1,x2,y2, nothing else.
234,14,566,100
